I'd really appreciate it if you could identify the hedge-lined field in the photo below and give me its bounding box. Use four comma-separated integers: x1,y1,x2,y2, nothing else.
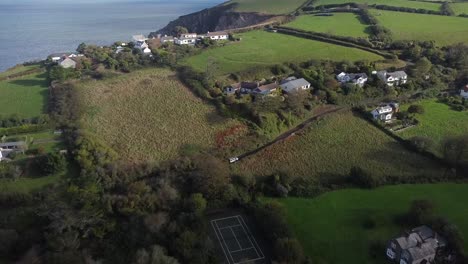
228,0,307,14
313,0,441,11
285,13,370,38
78,68,239,163
271,183,468,264
0,72,48,118
451,2,468,15
371,10,468,46
399,99,468,151
185,30,383,74
233,111,444,178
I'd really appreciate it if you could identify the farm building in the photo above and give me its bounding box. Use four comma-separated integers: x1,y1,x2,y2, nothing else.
204,31,229,40
280,78,311,93
460,85,468,99
336,72,368,87
386,226,446,264
377,70,408,86
253,82,278,96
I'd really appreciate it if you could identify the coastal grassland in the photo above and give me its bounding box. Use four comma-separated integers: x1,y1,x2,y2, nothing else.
77,68,239,163
0,64,40,78
313,0,441,11
399,99,468,151
184,30,383,74
371,10,468,46
228,0,307,14
285,13,370,38
451,2,468,15
233,111,443,178
0,72,48,118
270,183,468,264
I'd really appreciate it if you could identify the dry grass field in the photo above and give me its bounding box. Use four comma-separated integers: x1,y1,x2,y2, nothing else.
233,111,444,179
77,68,239,163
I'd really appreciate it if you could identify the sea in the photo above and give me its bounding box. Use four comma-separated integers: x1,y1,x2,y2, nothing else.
0,0,223,72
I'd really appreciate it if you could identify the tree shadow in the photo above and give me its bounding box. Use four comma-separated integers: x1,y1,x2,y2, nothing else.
10,78,47,87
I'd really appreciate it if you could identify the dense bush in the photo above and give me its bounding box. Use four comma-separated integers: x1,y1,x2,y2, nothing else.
408,104,425,114
349,166,378,189
408,136,434,153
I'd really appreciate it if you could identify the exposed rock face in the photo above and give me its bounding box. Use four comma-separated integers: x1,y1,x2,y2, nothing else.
151,3,275,36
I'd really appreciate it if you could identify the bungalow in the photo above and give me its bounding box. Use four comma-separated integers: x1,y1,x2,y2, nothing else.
48,53,72,62
280,78,311,93
160,35,175,43
253,82,278,96
206,31,229,41
59,58,76,69
371,102,399,122
386,226,446,264
180,33,197,39
175,37,197,45
336,72,368,87
460,84,468,99
377,70,408,86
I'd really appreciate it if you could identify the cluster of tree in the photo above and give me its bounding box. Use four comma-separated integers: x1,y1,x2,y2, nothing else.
371,4,443,15
441,1,455,16
0,114,49,128
440,96,468,111
357,8,393,43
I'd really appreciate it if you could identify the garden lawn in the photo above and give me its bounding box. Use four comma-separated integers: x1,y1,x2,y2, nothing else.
228,0,307,14
399,99,468,150
185,30,383,74
451,2,468,15
271,183,468,264
233,110,443,178
0,72,48,118
285,13,370,38
77,68,239,163
0,174,60,193
313,0,441,11
371,10,468,46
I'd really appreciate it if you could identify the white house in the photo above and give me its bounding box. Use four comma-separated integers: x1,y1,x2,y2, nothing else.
132,34,148,43
59,58,76,69
377,71,408,86
280,78,311,93
180,33,197,39
206,31,229,40
371,105,394,122
336,72,368,87
160,35,175,43
175,37,197,45
460,85,468,99
0,148,3,162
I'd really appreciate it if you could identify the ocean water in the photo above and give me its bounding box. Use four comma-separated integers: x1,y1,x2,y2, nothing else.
0,0,222,71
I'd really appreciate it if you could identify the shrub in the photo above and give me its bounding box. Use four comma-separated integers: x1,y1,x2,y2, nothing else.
39,152,67,175
409,136,434,153
408,104,425,114
349,167,378,189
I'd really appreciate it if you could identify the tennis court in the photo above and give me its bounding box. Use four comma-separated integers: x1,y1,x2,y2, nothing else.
211,215,265,264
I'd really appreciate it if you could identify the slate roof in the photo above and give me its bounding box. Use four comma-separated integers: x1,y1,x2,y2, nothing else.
280,78,311,92
207,31,228,36
387,71,407,79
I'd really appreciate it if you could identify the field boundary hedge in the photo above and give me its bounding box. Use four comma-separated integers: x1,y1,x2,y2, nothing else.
274,26,395,59
0,68,44,81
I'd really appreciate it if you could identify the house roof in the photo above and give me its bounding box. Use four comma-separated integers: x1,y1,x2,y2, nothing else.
48,52,72,58
388,71,407,78
60,58,76,68
241,81,260,90
255,83,278,94
229,83,242,90
404,242,436,262
395,232,423,250
412,226,435,241
280,78,311,92
207,31,228,36
350,73,368,80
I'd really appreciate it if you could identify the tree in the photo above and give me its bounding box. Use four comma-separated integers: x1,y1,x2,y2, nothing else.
408,199,435,226
40,152,67,175
173,26,188,36
190,154,230,200
76,43,87,54
48,66,79,82
411,57,432,77
349,167,377,189
273,238,305,264
408,104,425,114
186,193,207,215
409,136,434,153
442,135,468,174
134,245,179,264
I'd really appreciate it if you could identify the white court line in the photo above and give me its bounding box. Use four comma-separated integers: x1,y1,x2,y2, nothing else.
212,215,241,222
238,216,265,258
218,224,243,230
230,247,255,253
235,257,265,264
230,227,243,250
212,220,234,264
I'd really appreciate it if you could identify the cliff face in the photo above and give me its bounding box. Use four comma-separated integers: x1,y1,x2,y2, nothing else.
151,3,275,36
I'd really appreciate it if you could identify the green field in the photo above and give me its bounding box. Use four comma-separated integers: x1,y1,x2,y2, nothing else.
313,0,441,11
285,13,370,38
228,0,307,14
0,174,60,193
371,10,468,46
272,183,468,264
185,30,383,74
399,99,468,150
0,72,48,118
234,111,443,178
451,2,468,15
0,64,40,78
78,68,239,163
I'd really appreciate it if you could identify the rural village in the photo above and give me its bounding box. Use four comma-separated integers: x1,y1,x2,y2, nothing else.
1,0,468,264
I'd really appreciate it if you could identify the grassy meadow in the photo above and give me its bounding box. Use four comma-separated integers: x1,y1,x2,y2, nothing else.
451,2,468,15
313,0,441,11
0,174,60,194
78,68,239,163
0,72,48,118
285,13,370,38
271,183,468,264
399,99,468,151
228,0,307,14
0,64,40,78
233,111,443,178
371,10,468,46
185,30,383,74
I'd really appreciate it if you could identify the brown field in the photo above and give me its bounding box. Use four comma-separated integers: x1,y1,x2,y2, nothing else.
233,111,444,179
77,68,239,163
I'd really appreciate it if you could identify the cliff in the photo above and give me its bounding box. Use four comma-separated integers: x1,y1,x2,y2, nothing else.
151,3,276,36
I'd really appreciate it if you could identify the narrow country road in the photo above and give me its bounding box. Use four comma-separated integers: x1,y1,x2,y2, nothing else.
233,106,345,163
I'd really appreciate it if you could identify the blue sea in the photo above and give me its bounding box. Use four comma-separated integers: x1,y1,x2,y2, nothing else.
0,0,223,71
